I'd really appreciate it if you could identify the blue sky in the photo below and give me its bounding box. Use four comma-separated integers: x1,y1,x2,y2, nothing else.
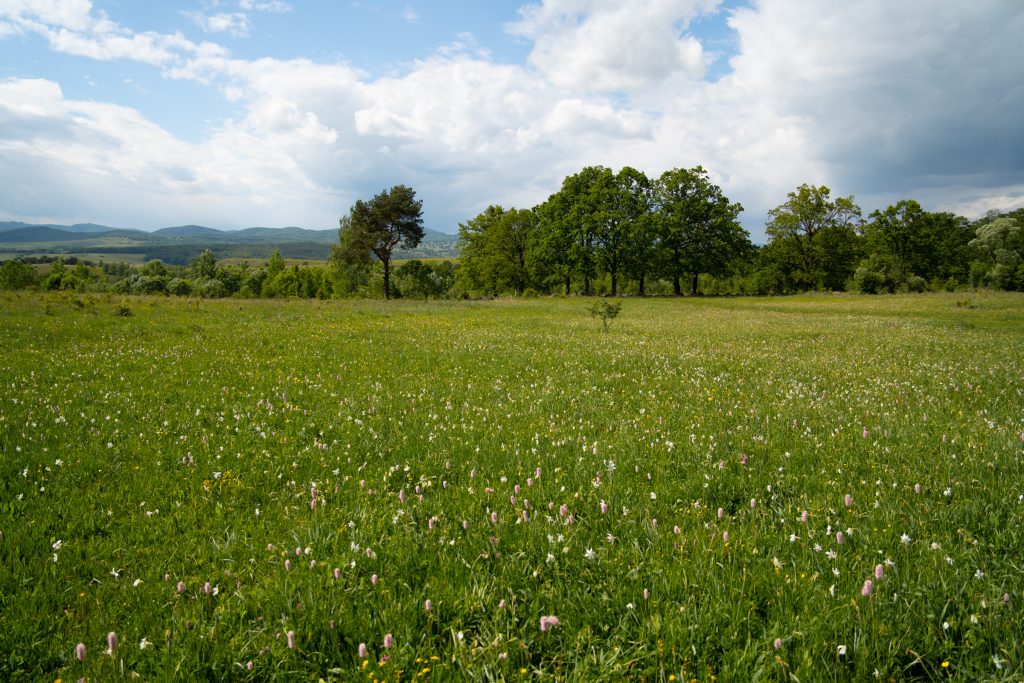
1,1,1022,238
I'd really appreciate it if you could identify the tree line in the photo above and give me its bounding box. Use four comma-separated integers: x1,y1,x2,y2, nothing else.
3,171,1023,297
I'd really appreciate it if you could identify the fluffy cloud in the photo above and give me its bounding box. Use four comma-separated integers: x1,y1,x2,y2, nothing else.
184,11,251,38
0,0,1022,235
509,0,721,91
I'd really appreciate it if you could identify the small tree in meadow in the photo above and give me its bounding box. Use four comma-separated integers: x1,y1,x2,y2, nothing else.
589,300,622,332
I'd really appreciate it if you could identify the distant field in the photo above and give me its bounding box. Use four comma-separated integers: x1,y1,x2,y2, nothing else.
0,252,148,266
2,292,1022,680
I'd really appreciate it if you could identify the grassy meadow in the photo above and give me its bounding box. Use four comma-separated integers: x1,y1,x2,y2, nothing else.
1,291,1023,681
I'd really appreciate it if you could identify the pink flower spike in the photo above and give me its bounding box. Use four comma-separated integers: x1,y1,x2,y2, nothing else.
425,599,432,611
358,643,368,659
673,525,681,535
559,504,568,517
498,599,506,609
914,483,921,494
383,633,394,649
862,427,869,438
836,531,844,544
861,579,873,597
399,490,406,504
107,632,117,653
801,510,808,523
875,564,884,580
717,507,724,519
76,643,86,662
287,631,296,649
774,638,782,650
370,574,378,586
539,615,559,632
462,519,469,530
750,498,757,509
490,511,498,524
334,568,341,579
247,661,254,671
723,531,730,543
285,559,292,571
643,588,649,601
176,581,186,594
844,494,852,507
600,500,608,514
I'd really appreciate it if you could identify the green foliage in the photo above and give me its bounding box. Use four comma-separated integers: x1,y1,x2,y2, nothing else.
112,299,132,316
587,299,622,331
0,259,38,290
338,185,425,299
190,249,217,280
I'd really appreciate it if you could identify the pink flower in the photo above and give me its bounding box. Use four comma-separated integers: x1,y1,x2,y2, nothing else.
334,568,341,579
370,574,378,586
1004,592,1011,604
651,518,658,529
287,631,296,649
310,486,317,510
498,599,506,609
800,510,808,523
176,581,186,594
773,638,782,650
462,519,469,530
874,564,884,580
717,507,724,519
836,531,844,545
107,631,117,653
399,490,406,504
600,500,608,514
723,531,729,543
739,454,749,465
673,525,681,535
521,510,529,522
539,615,559,632
490,511,498,524
203,582,211,595
428,518,435,530
527,478,533,487
514,484,521,495
247,661,254,671
844,494,852,507
559,504,568,517
750,498,757,509
535,467,542,477
424,599,432,612
862,427,869,438
861,579,873,597
383,633,393,649
914,483,921,494
358,643,368,658
285,559,292,571
75,643,86,662
642,588,649,601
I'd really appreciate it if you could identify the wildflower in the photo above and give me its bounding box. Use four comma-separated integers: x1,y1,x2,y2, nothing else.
559,504,568,517
875,564,884,580
900,533,911,545
674,525,681,535
773,638,781,650
836,531,844,545
861,580,873,597
837,644,847,656
539,616,559,632
371,574,378,586
424,599,432,612
723,531,729,543
75,643,86,662
176,581,186,593
718,507,725,519
600,500,608,514
334,568,341,579
585,548,596,561
643,588,649,600
285,559,292,571
247,661,254,670
844,494,852,507
287,631,296,649
107,632,117,654
138,637,150,650
800,510,808,523
914,483,921,494
383,633,393,649
358,643,368,658
750,498,757,509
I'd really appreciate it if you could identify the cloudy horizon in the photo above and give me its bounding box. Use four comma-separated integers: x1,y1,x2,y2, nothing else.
1,0,1022,241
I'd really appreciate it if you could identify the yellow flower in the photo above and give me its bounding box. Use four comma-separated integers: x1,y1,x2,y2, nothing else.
942,661,950,668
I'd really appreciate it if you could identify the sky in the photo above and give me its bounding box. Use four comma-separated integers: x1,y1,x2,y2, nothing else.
1,1,1022,240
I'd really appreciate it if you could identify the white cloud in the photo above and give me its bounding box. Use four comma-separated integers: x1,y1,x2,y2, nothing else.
239,0,292,12
1,0,1022,234
508,0,721,92
184,11,251,38
401,6,419,24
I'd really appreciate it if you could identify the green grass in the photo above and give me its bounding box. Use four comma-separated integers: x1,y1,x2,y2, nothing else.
1,291,1022,681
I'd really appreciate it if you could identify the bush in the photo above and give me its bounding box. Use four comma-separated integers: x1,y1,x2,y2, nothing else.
905,275,927,293
113,300,132,316
853,266,886,294
194,278,228,298
166,278,193,296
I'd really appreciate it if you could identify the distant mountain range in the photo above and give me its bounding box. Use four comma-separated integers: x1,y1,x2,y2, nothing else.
0,221,458,264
